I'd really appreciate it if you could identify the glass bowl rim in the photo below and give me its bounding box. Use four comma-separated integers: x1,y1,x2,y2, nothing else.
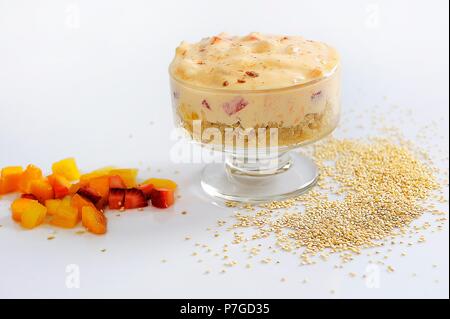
169,64,340,94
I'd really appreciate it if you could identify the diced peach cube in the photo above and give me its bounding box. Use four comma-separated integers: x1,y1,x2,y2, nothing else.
50,204,79,228
47,174,71,199
52,158,80,181
11,198,36,222
19,164,43,193
71,193,95,219
30,179,54,203
68,181,85,195
82,206,107,235
88,176,110,209
21,201,47,229
0,166,23,194
45,199,62,216
62,195,73,206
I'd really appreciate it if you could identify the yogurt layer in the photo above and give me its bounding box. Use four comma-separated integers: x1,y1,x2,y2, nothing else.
169,32,339,90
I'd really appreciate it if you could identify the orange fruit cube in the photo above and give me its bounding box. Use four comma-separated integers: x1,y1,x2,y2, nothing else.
71,193,95,219
88,176,110,209
142,178,177,190
68,181,87,195
109,169,138,188
48,174,71,199
21,201,47,229
80,166,116,182
79,173,103,182
0,166,23,194
61,195,73,208
52,158,80,181
45,199,62,216
82,206,107,235
30,179,54,203
11,198,36,222
19,164,42,193
50,203,79,228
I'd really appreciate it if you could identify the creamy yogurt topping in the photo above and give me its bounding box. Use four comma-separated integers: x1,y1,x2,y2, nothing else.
170,32,339,90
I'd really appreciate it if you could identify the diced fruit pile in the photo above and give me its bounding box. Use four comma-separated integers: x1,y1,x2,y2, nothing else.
1,158,177,235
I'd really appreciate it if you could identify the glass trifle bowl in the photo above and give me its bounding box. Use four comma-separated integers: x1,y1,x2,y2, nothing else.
169,33,340,202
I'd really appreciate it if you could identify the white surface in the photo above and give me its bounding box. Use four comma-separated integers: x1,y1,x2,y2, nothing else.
0,0,448,299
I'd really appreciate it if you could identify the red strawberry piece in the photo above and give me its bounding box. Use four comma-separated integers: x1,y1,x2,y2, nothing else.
109,175,127,189
108,188,125,209
151,188,175,209
21,193,37,200
124,188,148,209
201,99,211,110
77,186,102,204
138,183,154,200
222,97,248,116
311,90,322,101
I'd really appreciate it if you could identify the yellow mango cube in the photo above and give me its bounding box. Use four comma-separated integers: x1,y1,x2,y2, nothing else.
45,199,62,216
0,166,23,194
52,158,80,181
142,178,177,190
21,201,47,229
11,198,36,222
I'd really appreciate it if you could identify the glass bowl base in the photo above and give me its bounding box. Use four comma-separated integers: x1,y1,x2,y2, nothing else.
201,152,318,203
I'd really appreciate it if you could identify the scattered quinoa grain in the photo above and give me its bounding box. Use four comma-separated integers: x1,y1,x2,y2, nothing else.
219,137,441,266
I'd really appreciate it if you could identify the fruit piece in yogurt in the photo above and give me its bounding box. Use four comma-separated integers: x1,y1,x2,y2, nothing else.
202,99,211,110
311,90,323,101
222,97,248,116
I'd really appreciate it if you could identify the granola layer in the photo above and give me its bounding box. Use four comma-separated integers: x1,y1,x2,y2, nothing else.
177,100,339,147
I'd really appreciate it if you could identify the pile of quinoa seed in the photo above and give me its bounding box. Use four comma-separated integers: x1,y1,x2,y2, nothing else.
233,137,441,259
212,135,447,268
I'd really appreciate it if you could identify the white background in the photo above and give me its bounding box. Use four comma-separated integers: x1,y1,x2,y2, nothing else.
0,0,448,298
